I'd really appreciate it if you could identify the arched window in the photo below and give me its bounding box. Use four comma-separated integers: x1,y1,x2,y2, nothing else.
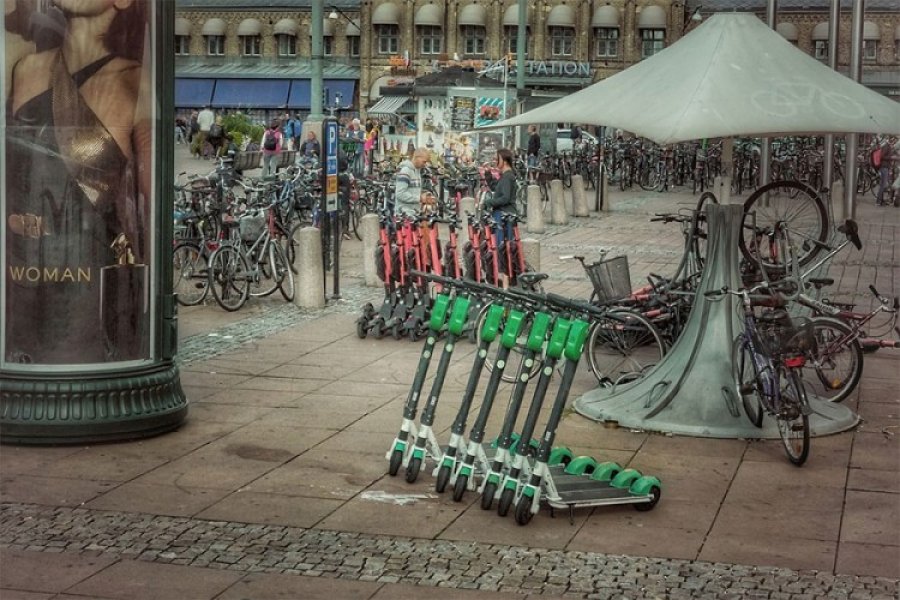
237,18,262,56
592,5,620,59
459,4,486,56
274,19,298,57
415,4,443,55
175,18,191,56
638,6,667,58
502,4,530,57
202,18,226,56
373,3,401,55
547,5,575,57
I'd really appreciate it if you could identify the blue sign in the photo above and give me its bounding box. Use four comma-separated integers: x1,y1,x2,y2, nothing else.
324,119,339,212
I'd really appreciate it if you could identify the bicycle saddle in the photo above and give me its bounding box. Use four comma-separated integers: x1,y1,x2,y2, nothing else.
518,272,549,286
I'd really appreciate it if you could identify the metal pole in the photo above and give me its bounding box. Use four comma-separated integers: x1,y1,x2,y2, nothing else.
515,0,526,148
310,0,324,120
758,0,777,189
844,0,865,220
822,0,841,218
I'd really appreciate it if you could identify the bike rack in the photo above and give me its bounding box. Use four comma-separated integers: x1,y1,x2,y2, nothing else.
574,203,859,439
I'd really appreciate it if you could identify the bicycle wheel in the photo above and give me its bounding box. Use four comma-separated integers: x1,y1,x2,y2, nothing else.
173,241,209,306
351,201,366,241
802,317,863,403
248,242,280,297
739,180,828,271
273,242,295,302
778,369,810,466
208,245,250,311
587,310,666,386
733,337,764,428
639,168,660,192
475,303,543,384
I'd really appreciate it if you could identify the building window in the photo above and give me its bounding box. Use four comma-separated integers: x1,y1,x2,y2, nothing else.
241,35,261,56
419,25,442,55
324,36,334,56
595,27,618,58
549,26,574,57
175,35,190,56
640,28,665,58
461,25,486,56
277,34,297,57
377,24,399,54
814,40,828,60
206,35,225,56
863,39,877,61
349,36,361,57
504,26,529,57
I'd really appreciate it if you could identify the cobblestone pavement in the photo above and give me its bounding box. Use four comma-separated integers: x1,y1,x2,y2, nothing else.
2,146,898,598
2,503,898,599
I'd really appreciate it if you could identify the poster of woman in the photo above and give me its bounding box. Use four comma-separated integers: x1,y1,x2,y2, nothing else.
3,0,154,366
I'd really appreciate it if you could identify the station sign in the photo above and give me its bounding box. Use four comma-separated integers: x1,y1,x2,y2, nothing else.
324,119,339,212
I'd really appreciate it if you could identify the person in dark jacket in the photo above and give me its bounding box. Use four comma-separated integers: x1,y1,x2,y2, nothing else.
481,148,518,287
527,125,541,181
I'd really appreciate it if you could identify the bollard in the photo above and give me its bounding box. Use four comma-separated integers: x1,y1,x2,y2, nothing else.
601,170,610,212
361,213,381,287
526,184,546,234
522,238,541,272
458,196,476,250
571,174,589,217
831,181,845,222
294,226,326,308
550,179,568,225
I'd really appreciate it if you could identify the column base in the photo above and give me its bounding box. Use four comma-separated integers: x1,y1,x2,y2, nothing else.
1,362,188,445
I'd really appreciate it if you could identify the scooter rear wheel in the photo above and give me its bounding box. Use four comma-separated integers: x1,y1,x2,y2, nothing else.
356,319,368,339
634,485,661,511
514,496,534,526
388,449,403,476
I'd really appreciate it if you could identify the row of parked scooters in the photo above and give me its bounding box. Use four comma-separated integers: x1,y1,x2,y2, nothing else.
385,272,662,526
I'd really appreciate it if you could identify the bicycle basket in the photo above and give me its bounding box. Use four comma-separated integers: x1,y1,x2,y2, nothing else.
586,255,632,303
757,310,816,356
239,210,266,242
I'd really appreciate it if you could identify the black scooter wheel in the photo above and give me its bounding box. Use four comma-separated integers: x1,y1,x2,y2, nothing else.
497,487,515,517
391,323,402,340
435,465,452,493
634,486,661,512
515,496,534,526
452,474,468,502
356,319,368,339
480,481,497,510
388,449,403,476
372,325,384,340
408,328,420,343
405,456,422,484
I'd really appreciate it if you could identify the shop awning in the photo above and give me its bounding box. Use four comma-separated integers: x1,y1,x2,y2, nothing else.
237,19,262,36
212,79,290,108
638,5,666,28
776,22,798,41
811,22,830,41
175,78,215,108
346,19,361,36
458,4,486,27
202,18,226,36
503,4,529,27
415,4,442,27
367,95,410,116
592,5,620,28
287,79,356,109
175,18,191,36
863,21,879,40
273,18,298,35
372,2,400,25
546,5,575,27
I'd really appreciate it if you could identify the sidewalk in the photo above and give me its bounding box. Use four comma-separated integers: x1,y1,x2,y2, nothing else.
1,153,898,599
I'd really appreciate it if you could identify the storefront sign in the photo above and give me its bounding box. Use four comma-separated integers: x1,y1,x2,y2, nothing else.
524,61,591,78
450,97,476,131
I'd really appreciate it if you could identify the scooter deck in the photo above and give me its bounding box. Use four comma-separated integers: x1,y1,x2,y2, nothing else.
545,466,654,508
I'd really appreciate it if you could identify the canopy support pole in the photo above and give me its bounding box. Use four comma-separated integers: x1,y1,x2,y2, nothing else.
822,0,842,224
843,0,865,221
757,0,778,190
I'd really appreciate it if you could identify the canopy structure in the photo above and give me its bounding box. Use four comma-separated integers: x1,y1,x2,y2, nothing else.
488,13,900,143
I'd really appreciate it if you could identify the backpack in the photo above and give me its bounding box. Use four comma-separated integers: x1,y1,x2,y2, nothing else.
263,131,277,151
209,124,223,139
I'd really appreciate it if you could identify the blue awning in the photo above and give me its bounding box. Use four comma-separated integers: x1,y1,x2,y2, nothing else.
175,78,215,108
287,79,356,109
212,79,290,109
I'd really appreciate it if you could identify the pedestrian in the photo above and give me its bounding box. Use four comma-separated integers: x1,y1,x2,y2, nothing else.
299,131,321,159
189,110,199,144
175,117,187,144
527,125,541,181
875,136,894,206
261,120,283,177
195,105,215,158
207,115,225,159
346,118,365,175
393,147,433,216
282,113,298,151
480,148,518,287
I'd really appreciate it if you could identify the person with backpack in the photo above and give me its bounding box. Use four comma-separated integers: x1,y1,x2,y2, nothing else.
261,120,283,177
207,116,225,159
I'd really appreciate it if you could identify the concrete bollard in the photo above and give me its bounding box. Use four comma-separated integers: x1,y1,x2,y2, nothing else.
360,213,381,287
522,239,541,272
526,185,546,234
550,179,568,225
294,226,326,308
458,196,476,250
571,174,589,217
831,181,845,222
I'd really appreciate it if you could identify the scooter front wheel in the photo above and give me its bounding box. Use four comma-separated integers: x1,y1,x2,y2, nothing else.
356,319,368,339
514,496,534,526
435,465,452,493
452,474,468,502
480,481,497,510
497,487,515,517
388,449,403,476
634,486,661,511
405,456,422,483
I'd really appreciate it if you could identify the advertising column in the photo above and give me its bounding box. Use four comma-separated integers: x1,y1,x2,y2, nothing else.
1,1,186,443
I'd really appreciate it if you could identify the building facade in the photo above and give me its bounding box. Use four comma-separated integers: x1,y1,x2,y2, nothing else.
173,0,898,120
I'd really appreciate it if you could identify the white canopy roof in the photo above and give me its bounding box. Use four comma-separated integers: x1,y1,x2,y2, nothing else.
487,13,900,143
